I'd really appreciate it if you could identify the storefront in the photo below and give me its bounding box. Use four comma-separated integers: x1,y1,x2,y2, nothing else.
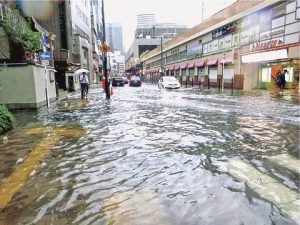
195,60,206,85
187,63,195,84
260,60,299,89
242,47,300,90
221,56,234,85
207,58,218,84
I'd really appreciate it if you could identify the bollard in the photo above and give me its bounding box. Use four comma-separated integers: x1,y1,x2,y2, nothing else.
192,78,194,87
231,77,234,94
208,77,210,89
218,77,221,91
199,78,201,88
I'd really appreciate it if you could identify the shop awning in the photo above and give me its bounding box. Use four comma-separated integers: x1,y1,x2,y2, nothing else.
165,67,169,71
220,56,233,64
195,60,206,67
175,65,181,70
206,58,218,66
187,63,195,68
169,66,175,71
180,64,187,69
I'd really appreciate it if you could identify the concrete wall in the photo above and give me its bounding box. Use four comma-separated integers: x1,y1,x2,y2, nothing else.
0,64,57,109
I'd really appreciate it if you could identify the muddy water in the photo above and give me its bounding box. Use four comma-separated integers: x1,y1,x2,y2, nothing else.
0,84,299,225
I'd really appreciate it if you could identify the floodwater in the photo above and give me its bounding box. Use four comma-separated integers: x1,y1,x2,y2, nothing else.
0,84,299,225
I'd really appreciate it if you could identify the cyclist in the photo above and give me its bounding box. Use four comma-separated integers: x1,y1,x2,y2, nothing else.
79,72,89,99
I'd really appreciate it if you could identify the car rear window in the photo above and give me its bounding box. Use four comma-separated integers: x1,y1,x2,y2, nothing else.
131,76,140,81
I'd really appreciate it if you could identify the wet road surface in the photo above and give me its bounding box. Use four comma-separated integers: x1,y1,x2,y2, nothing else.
0,84,299,225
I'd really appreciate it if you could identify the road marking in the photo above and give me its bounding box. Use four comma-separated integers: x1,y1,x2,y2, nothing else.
0,127,84,210
219,160,300,223
101,190,171,225
266,154,300,174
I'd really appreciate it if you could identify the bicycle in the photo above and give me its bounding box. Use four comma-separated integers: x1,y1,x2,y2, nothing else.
81,83,88,100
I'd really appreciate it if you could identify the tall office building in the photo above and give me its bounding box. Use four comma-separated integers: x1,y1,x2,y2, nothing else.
106,23,124,55
91,0,103,42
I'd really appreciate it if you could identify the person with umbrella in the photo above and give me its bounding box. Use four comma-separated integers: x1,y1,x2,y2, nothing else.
79,71,89,99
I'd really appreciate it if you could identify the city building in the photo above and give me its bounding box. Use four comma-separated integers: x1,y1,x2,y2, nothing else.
126,14,187,75
107,51,125,76
13,0,103,90
106,23,124,54
141,0,300,91
137,13,156,28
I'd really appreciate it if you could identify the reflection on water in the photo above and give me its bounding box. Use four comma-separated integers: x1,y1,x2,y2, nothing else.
0,85,299,225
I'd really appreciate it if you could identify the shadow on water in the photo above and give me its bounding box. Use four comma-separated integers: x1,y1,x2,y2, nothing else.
0,84,299,225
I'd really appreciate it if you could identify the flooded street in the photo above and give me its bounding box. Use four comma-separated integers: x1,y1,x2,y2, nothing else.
0,84,299,225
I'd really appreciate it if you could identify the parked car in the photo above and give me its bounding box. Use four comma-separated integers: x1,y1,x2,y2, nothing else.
129,76,142,87
122,76,129,84
112,77,125,87
158,76,181,89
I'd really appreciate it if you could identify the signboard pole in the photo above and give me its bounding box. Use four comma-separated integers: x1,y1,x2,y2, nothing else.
222,52,225,92
44,64,50,108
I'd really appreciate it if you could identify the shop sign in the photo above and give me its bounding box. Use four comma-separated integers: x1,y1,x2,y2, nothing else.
207,42,213,53
271,27,285,37
224,34,232,48
212,22,237,39
240,29,250,44
219,37,225,50
249,26,260,42
187,44,202,57
212,39,219,52
232,33,240,46
260,30,271,40
250,37,284,51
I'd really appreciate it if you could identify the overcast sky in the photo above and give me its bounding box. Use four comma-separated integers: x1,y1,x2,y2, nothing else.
104,0,238,52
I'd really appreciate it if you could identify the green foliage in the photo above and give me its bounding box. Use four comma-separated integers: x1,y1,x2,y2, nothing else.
0,106,15,134
0,15,42,54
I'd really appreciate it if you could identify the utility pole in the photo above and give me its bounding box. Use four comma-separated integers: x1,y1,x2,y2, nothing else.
160,36,163,76
101,0,110,99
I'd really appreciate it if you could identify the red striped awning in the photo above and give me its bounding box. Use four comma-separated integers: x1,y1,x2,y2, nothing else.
207,58,218,66
195,60,206,67
187,63,195,69
220,56,233,64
